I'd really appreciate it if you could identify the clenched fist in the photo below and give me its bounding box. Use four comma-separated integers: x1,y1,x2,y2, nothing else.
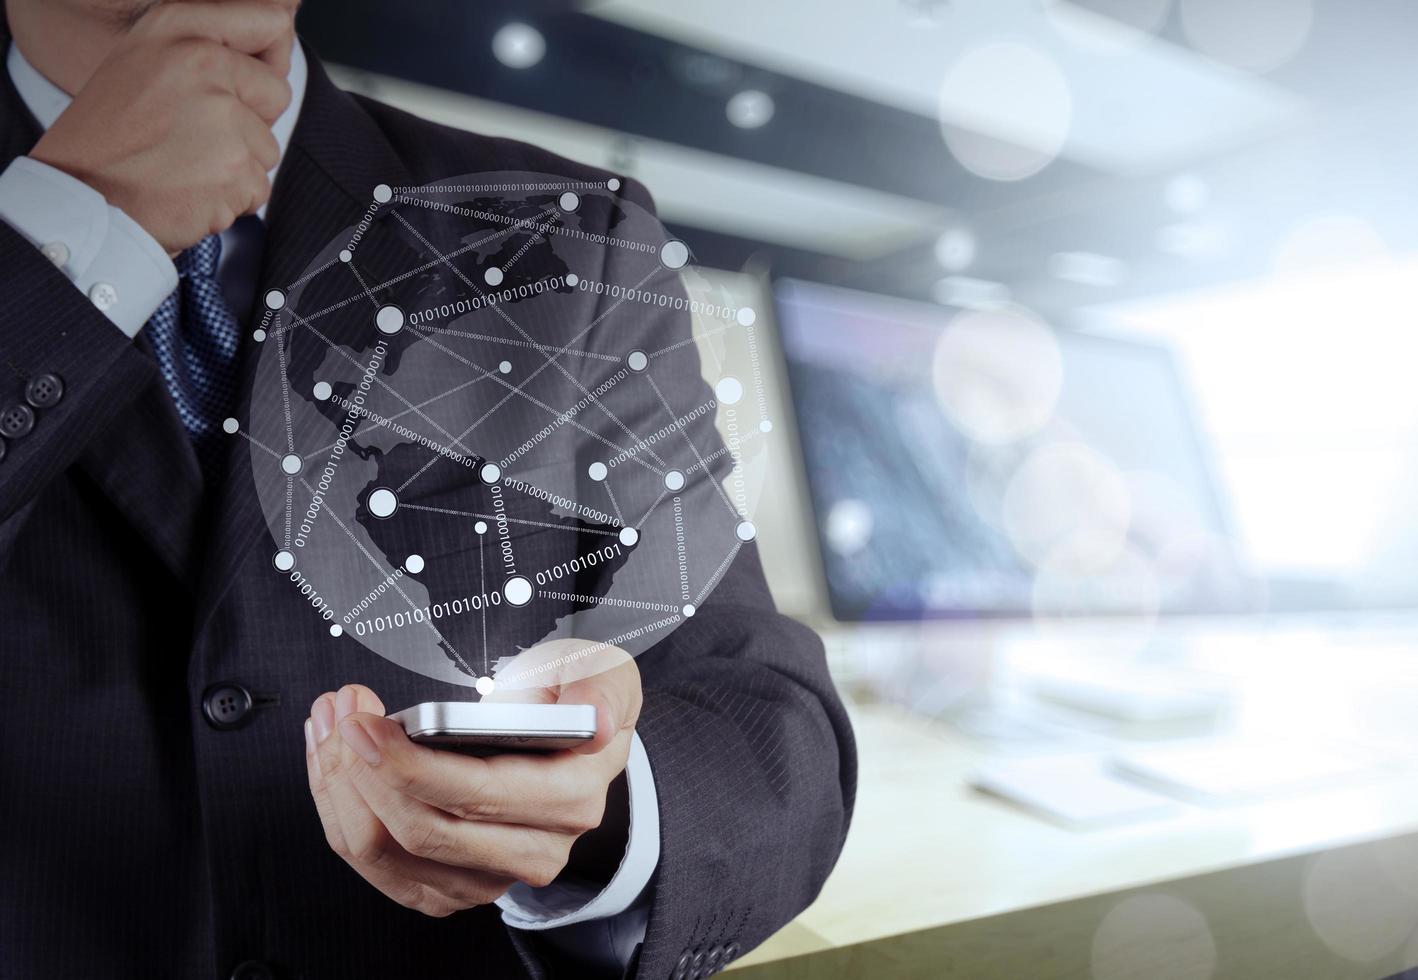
30,1,294,254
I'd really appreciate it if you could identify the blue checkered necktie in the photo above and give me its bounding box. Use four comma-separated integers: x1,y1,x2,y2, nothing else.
144,234,242,483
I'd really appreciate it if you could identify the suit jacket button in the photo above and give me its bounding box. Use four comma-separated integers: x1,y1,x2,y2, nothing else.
24,373,63,409
0,435,6,462
202,683,255,730
0,403,35,438
723,941,741,961
673,949,693,979
229,960,276,980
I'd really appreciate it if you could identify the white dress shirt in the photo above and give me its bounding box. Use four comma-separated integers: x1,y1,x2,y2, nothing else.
0,40,658,955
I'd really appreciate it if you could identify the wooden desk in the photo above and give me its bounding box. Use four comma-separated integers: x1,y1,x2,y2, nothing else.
727,702,1418,979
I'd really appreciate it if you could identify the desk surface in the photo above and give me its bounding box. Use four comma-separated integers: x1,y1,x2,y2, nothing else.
728,625,1418,979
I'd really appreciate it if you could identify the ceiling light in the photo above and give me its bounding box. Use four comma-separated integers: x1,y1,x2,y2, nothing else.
492,23,546,69
1048,251,1125,287
934,225,977,272
726,90,775,129
1165,174,1209,214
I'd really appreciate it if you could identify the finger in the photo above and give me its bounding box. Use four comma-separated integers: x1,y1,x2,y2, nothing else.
556,656,642,755
337,719,578,886
241,160,272,218
314,692,512,913
346,711,616,830
305,712,349,857
232,103,281,171
225,50,292,124
319,685,386,786
482,640,641,748
315,690,391,871
140,2,295,72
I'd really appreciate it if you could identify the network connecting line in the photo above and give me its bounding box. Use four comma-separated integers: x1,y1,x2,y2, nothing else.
235,173,775,691
389,208,671,480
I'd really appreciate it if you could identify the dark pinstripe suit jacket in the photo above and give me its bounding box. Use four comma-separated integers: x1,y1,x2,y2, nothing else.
0,38,855,980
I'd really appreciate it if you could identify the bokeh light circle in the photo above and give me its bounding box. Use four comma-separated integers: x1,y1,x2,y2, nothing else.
1304,846,1418,962
931,305,1064,445
1272,211,1390,278
939,41,1072,182
1180,0,1314,73
1002,441,1132,569
1091,893,1217,980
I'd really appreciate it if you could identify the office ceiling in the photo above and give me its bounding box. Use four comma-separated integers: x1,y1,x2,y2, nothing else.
298,0,1418,317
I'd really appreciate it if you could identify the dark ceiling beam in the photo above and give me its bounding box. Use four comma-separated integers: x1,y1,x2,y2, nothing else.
296,0,1097,213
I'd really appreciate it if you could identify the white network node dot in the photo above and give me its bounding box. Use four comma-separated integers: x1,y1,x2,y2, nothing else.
660,240,689,270
503,576,533,606
368,487,398,519
475,676,496,696
588,461,608,481
405,554,425,574
607,177,621,192
375,304,404,335
329,623,343,637
474,520,488,535
252,329,267,343
273,550,295,572
338,249,353,263
626,350,649,372
373,183,393,204
312,381,332,401
619,527,639,547
264,289,286,310
559,191,580,212
280,454,302,476
565,273,579,287
736,520,758,542
664,470,685,492
480,462,502,485
759,419,774,433
222,417,240,434
485,266,504,286
682,604,696,617
737,307,757,327
499,361,512,374
715,376,743,405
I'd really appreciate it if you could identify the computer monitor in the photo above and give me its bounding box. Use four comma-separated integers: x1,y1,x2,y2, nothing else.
773,279,1255,622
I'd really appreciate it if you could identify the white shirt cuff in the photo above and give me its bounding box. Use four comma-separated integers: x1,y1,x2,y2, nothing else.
497,730,660,930
0,156,176,338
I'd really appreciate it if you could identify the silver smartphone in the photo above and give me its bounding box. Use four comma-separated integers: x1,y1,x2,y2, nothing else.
389,702,597,754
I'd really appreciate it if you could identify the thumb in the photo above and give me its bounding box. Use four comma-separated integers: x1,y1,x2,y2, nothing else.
555,654,642,755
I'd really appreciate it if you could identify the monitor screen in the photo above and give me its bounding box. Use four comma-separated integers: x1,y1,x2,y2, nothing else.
774,279,1257,621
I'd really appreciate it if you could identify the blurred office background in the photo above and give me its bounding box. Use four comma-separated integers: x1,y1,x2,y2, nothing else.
302,2,1418,977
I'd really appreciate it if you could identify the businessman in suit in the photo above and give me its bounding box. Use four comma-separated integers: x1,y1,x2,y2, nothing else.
0,1,855,978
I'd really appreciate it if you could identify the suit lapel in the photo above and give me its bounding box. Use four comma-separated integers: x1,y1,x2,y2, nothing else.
195,50,415,630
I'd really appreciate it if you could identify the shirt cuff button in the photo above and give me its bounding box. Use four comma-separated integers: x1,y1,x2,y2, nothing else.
40,241,69,267
88,281,118,311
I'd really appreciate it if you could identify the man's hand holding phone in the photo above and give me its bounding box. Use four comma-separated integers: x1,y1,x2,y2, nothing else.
303,641,643,916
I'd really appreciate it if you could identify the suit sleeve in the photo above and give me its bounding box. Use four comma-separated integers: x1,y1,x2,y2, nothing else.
0,214,158,546
587,178,857,978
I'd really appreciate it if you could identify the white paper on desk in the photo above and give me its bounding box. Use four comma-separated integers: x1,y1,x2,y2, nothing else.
969,756,1183,828
1110,738,1387,803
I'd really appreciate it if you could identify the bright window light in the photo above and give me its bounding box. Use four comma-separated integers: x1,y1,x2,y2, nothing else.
1095,254,1418,604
